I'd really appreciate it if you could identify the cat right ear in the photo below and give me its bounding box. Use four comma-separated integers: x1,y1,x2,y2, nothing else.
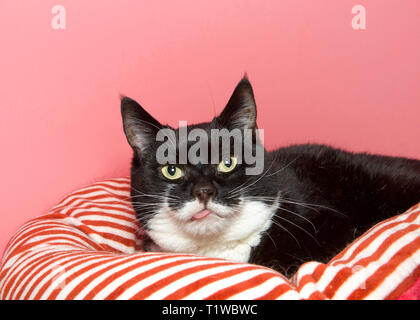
217,76,257,130
121,96,162,155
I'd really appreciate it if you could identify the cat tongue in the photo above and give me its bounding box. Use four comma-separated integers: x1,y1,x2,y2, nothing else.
193,209,212,220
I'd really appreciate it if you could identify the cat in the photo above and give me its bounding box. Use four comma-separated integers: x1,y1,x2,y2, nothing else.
121,76,420,277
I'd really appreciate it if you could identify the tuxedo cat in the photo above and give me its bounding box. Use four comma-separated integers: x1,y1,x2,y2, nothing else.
121,77,420,276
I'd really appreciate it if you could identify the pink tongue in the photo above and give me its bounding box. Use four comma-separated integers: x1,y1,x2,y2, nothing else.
193,209,212,220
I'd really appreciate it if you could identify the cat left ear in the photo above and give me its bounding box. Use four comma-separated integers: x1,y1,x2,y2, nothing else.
121,96,162,155
217,76,257,130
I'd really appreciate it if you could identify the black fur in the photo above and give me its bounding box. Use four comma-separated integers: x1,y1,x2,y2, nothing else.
249,144,420,276
121,77,420,277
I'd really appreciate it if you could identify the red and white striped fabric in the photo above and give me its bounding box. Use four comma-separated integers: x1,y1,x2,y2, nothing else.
0,178,419,300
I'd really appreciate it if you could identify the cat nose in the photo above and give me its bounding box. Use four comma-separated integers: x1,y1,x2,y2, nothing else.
193,183,216,203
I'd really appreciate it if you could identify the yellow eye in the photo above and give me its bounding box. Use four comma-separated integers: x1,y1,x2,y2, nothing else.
217,156,237,173
161,165,183,180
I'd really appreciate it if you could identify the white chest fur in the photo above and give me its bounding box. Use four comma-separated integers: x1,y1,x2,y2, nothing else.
147,200,276,262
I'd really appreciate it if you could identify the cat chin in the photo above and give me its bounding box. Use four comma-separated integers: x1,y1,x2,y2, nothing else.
144,198,278,263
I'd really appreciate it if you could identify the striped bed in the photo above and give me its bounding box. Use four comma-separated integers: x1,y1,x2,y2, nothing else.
0,178,419,300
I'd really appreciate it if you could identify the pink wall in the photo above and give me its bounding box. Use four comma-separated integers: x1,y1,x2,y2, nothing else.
0,0,419,254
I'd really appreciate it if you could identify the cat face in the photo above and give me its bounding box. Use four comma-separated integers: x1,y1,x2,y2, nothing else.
121,77,277,256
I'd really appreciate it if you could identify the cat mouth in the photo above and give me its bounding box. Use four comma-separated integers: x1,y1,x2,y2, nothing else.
192,209,213,220
190,204,226,221
173,200,231,222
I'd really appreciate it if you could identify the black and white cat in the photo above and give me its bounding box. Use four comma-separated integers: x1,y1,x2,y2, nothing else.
121,77,420,276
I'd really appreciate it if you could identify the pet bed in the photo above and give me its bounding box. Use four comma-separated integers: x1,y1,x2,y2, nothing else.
0,178,419,300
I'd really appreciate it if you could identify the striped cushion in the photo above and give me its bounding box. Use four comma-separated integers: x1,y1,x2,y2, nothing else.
0,178,419,300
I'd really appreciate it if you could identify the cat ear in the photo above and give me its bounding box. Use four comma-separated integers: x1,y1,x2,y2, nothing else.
217,76,257,130
121,96,162,154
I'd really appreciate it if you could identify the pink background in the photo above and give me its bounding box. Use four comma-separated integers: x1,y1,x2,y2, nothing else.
0,0,419,255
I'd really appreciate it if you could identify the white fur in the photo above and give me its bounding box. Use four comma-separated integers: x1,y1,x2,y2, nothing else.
147,198,277,263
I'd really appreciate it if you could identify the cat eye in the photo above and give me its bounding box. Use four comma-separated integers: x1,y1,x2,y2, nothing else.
161,165,183,180
217,156,238,173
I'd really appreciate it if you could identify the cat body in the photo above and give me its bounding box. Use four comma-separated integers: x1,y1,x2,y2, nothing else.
251,144,420,274
121,77,420,276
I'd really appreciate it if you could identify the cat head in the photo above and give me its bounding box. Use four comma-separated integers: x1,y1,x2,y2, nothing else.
121,77,276,251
